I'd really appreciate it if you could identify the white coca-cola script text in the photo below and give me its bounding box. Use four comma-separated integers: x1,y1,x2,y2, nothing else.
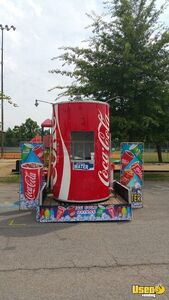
25,171,37,200
98,110,110,187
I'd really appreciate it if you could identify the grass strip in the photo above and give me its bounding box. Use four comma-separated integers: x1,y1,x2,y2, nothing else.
0,175,20,183
114,172,169,181
0,173,169,184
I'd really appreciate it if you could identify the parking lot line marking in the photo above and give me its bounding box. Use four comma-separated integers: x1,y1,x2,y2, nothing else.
9,219,14,225
8,219,26,226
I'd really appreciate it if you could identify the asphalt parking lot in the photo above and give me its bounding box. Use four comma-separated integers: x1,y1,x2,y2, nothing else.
0,181,169,300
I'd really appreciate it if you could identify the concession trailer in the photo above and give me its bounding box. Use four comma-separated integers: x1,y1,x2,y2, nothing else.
19,100,143,222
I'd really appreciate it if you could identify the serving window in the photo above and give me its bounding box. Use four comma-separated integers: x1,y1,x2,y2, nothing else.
71,131,94,161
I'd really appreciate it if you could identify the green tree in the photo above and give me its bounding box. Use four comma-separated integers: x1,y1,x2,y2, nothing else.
19,118,40,141
5,118,40,146
0,92,11,100
4,128,16,146
50,0,169,162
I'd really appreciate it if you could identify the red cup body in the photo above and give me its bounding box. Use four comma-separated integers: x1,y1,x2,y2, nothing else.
34,146,44,162
121,150,134,169
52,101,110,202
21,163,43,201
131,162,142,179
68,206,76,218
56,207,66,220
120,170,134,186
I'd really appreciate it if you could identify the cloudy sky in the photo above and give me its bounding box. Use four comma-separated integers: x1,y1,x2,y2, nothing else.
0,0,168,130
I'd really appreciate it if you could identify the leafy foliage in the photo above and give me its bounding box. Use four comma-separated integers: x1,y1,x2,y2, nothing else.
0,92,11,100
5,118,40,146
50,0,169,161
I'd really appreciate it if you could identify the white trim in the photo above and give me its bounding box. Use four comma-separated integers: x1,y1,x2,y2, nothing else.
55,105,71,200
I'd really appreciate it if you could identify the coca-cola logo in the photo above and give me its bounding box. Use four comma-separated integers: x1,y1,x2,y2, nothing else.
131,163,142,179
122,158,128,165
25,171,37,200
98,110,110,187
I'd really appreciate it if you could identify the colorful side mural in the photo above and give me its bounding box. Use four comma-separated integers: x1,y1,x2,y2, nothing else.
19,143,44,209
37,203,132,222
120,143,144,208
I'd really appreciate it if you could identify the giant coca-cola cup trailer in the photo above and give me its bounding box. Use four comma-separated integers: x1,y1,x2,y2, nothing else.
36,100,132,222
51,101,110,202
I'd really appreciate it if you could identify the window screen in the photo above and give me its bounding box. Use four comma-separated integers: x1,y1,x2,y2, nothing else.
71,131,94,160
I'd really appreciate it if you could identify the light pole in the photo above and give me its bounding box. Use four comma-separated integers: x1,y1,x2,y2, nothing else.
35,99,54,107
0,24,16,158
34,98,55,139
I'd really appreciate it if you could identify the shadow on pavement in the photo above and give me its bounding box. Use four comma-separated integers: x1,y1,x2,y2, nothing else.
0,209,77,238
